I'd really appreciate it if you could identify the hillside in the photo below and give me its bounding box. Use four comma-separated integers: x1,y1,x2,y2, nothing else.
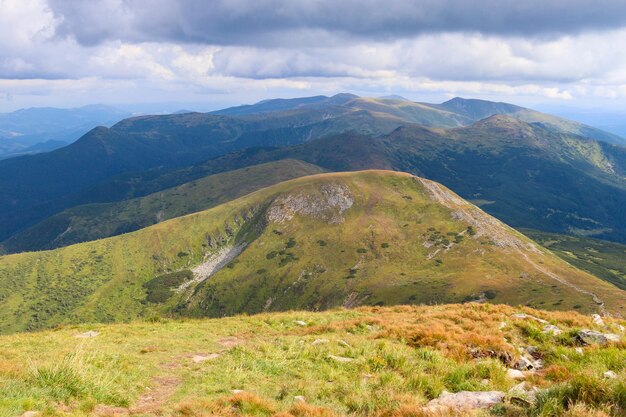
1,160,324,253
217,94,626,145
0,104,130,158
438,97,626,146
60,117,626,246
381,116,626,242
1,304,624,417
0,171,624,335
2,94,624,245
524,229,626,291
0,101,403,241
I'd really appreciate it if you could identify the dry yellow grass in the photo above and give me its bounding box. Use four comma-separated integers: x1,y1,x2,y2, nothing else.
0,303,624,417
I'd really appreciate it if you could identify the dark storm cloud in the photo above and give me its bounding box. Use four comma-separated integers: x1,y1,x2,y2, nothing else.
48,0,626,47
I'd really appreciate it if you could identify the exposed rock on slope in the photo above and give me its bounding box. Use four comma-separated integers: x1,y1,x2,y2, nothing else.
267,182,354,224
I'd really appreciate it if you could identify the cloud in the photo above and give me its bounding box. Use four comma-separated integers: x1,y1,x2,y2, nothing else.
2,0,626,111
47,0,626,47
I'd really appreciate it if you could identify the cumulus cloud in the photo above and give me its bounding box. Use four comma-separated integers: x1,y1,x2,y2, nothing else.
2,0,626,110
46,0,626,46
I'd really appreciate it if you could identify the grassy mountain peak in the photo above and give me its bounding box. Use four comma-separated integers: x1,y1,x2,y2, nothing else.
1,170,623,334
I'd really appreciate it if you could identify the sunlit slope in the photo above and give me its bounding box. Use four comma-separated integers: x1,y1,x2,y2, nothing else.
0,171,623,334
1,304,624,417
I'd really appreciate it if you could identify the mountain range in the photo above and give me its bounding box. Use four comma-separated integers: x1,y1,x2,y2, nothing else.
1,93,626,334
2,94,626,249
0,104,130,158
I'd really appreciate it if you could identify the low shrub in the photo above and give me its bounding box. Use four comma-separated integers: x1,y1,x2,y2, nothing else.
143,270,193,303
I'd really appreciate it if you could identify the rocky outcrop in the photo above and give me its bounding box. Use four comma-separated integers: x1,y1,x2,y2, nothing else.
424,390,505,412
180,243,247,293
508,382,540,406
577,329,620,345
417,177,539,252
267,182,353,224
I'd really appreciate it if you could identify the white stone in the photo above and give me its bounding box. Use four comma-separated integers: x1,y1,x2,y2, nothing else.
328,354,354,363
575,347,584,355
294,396,306,402
592,314,605,326
508,382,540,405
577,329,620,345
424,390,505,411
506,369,526,380
312,338,329,345
294,320,307,326
511,313,548,324
543,325,562,335
231,389,245,394
603,371,618,379
74,330,99,338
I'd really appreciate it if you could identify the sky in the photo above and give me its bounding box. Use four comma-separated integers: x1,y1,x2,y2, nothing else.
3,0,626,113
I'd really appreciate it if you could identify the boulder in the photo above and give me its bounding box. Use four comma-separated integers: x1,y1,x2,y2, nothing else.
424,390,505,412
603,371,618,379
506,369,526,380
591,314,605,326
577,329,620,345
525,346,540,357
516,355,542,371
543,325,562,336
508,382,540,406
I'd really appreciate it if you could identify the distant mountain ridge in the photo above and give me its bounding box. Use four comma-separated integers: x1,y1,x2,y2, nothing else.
6,114,626,253
0,104,130,158
1,160,324,252
1,93,626,247
216,94,626,146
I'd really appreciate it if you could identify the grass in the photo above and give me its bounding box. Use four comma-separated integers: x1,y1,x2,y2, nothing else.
2,159,324,253
523,229,626,290
0,304,624,416
0,171,624,334
143,270,193,303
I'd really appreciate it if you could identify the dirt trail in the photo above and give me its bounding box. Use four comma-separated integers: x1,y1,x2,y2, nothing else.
94,336,246,416
94,375,181,416
515,249,606,315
